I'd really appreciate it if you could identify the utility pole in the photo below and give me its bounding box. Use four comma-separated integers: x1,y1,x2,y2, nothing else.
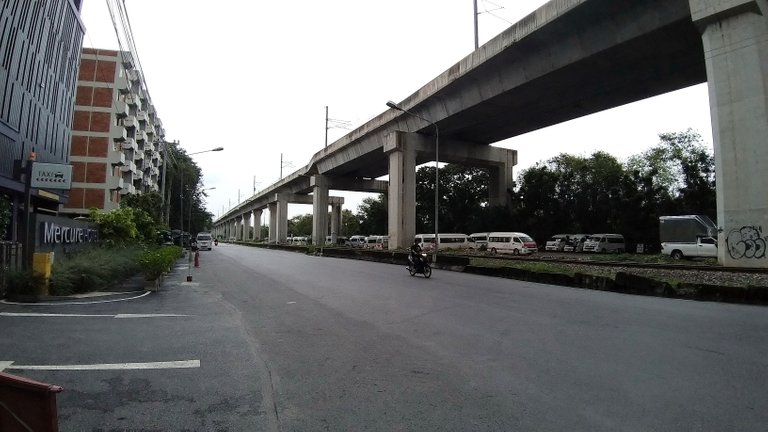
325,106,328,147
474,0,479,50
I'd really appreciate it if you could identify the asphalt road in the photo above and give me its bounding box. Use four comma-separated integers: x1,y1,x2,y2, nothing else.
2,243,767,431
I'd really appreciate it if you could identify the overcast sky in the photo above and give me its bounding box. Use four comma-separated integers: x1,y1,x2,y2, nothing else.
79,0,713,221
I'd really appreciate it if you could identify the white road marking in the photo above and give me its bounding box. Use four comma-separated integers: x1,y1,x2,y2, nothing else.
3,360,200,371
0,291,151,306
0,312,189,319
287,301,297,304
0,361,13,372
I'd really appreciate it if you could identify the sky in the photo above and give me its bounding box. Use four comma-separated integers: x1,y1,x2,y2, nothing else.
79,0,713,221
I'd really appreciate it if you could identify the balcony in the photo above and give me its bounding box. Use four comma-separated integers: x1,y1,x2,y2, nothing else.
126,94,142,110
119,184,137,195
116,74,131,94
120,160,137,173
115,100,129,117
135,130,147,142
127,69,140,82
123,115,137,129
144,141,155,153
136,111,148,122
108,152,126,166
134,149,145,161
110,124,127,141
108,176,125,190
119,138,136,151
145,123,156,136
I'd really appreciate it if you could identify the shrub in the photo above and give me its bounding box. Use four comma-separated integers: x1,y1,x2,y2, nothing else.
138,245,181,280
4,269,46,296
49,245,143,295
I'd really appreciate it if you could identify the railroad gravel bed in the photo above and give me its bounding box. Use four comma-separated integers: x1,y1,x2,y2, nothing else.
559,263,768,288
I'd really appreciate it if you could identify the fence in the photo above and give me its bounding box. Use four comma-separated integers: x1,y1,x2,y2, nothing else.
0,242,23,297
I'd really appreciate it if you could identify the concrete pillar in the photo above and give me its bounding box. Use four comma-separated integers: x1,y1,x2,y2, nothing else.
235,216,243,240
384,131,416,250
268,203,278,243
242,212,251,241
312,175,329,246
489,149,517,207
253,209,263,241
330,202,342,244
690,0,768,267
276,195,288,244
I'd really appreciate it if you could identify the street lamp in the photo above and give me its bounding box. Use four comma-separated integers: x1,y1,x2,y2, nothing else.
186,186,216,282
386,101,440,263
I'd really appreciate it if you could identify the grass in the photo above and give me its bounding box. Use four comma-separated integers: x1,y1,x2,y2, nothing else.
471,258,578,276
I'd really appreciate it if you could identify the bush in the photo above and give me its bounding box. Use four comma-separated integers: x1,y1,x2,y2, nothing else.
50,245,143,296
4,269,46,296
138,245,181,280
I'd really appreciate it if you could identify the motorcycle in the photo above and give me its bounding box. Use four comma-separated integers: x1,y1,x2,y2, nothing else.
407,253,432,278
214,239,219,246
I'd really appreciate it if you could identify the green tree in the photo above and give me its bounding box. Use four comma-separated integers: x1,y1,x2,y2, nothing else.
340,209,360,236
415,164,490,234
288,214,313,237
121,192,164,225
89,207,140,245
357,195,387,235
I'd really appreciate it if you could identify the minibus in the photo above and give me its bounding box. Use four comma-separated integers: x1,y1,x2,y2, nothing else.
414,233,471,251
486,232,538,255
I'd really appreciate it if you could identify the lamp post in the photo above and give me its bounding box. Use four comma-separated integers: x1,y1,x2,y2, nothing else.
186,186,216,282
386,101,440,263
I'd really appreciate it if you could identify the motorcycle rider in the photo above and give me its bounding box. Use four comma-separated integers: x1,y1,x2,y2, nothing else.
409,240,424,270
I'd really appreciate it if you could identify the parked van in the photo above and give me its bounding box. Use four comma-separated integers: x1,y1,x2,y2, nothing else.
348,235,367,248
563,234,589,252
196,232,213,251
486,232,538,255
414,233,471,251
545,234,570,252
582,234,625,253
365,235,389,250
469,232,490,248
325,235,348,246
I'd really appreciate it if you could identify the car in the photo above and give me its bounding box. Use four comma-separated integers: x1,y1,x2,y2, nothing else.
196,232,213,251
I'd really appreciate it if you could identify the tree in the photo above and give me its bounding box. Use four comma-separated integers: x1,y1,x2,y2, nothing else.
288,214,313,237
340,209,360,236
357,195,387,235
121,192,163,225
415,164,491,234
89,207,140,246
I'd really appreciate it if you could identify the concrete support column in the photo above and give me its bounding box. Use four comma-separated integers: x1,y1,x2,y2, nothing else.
312,175,330,246
253,209,263,241
330,202,342,244
235,216,243,241
276,196,288,244
384,131,416,250
242,212,251,242
690,0,768,267
268,203,278,243
488,149,518,207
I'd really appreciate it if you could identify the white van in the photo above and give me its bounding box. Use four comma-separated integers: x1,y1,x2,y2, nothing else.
469,232,490,248
563,234,589,252
414,233,470,251
486,232,538,255
582,234,625,253
348,235,367,248
545,234,570,252
365,235,389,250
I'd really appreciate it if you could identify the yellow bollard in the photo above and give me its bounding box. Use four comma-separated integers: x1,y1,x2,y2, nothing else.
32,252,54,296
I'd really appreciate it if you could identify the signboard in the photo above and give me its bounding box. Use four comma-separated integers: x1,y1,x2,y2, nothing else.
34,214,99,254
30,162,72,189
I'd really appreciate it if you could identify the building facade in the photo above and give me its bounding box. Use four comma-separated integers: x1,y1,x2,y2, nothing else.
61,48,165,216
0,0,85,241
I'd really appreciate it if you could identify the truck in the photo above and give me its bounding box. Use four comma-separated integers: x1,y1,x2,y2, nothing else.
659,215,718,259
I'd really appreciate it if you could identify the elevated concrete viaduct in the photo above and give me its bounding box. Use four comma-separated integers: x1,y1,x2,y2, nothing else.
215,0,768,267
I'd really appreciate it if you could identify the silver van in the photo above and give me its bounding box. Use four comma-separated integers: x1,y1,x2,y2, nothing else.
582,233,625,253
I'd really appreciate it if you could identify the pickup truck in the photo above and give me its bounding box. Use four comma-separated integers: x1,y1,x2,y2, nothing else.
661,236,717,259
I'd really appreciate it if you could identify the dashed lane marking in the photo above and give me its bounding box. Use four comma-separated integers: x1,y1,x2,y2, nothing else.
0,312,189,318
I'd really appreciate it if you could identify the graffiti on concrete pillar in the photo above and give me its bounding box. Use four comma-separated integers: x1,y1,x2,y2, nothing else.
726,226,767,259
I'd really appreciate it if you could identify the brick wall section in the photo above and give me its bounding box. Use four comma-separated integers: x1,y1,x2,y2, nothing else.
68,188,85,208
88,137,109,157
94,60,116,83
90,112,110,132
78,59,96,81
84,189,105,209
72,111,89,131
92,87,113,107
85,162,106,183
71,135,88,156
71,161,86,182
75,86,92,105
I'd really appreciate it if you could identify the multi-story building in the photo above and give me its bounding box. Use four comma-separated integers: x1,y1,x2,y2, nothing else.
62,48,165,216
0,0,85,241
